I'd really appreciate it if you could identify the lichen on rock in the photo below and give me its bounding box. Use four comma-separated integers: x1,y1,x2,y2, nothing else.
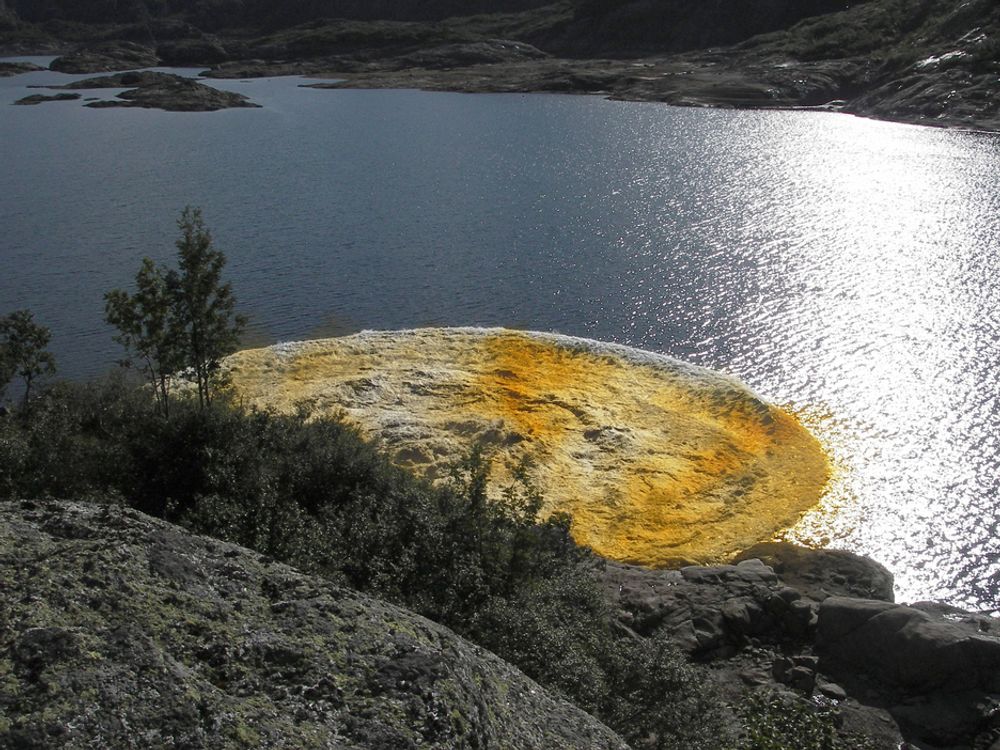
0,499,629,749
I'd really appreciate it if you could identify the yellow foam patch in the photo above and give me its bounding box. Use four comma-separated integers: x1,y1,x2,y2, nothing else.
226,328,828,565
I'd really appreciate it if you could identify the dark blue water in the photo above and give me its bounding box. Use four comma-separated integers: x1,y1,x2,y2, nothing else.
3,60,1000,608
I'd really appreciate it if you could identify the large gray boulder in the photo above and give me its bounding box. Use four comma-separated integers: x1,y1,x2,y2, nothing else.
0,500,629,750
816,597,1000,747
816,597,1000,693
734,541,895,602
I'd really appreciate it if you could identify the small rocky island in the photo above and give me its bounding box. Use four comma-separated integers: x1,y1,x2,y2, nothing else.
0,61,43,76
13,92,79,105
42,71,259,112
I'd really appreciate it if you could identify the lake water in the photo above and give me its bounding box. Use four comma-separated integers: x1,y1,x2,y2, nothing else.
2,60,999,609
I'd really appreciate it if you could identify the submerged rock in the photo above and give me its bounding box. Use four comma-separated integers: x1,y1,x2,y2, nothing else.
226,328,828,567
0,499,628,749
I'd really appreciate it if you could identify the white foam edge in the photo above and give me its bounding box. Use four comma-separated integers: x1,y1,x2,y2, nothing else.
250,326,767,404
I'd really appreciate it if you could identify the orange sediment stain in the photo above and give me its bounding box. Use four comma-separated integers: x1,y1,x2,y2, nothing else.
226,328,829,566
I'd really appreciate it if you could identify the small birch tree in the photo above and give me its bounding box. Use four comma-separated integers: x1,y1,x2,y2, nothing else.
0,309,56,408
105,207,245,413
171,206,245,409
105,258,184,416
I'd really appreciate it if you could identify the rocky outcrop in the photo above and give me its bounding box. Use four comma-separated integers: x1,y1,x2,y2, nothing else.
68,72,260,111
0,60,41,76
601,549,1000,749
816,598,1000,747
13,92,79,104
817,597,1000,692
734,541,895,603
49,41,159,73
0,499,628,749
2,499,996,748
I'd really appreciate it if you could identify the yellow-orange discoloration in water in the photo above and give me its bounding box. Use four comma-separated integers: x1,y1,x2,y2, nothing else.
225,328,828,565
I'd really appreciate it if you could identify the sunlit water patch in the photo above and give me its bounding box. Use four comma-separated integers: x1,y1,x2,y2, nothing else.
2,61,999,607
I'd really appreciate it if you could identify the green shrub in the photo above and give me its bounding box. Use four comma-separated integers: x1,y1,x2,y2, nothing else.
3,380,835,748
737,691,878,750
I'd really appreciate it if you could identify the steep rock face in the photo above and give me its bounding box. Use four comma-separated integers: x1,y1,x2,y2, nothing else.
533,0,872,58
7,0,557,28
0,500,628,750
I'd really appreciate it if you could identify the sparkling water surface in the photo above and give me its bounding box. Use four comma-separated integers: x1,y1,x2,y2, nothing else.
2,61,999,608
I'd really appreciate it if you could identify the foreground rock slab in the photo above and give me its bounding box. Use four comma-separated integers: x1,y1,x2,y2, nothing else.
226,328,828,566
0,500,628,750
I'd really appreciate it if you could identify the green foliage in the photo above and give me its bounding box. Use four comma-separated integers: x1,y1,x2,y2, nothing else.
0,341,12,402
470,562,613,713
736,692,878,750
0,309,56,407
0,374,149,499
171,207,245,408
105,257,183,416
105,207,245,413
604,627,735,750
0,381,737,746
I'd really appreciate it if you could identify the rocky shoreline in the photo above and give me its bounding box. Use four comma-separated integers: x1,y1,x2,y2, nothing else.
2,0,997,131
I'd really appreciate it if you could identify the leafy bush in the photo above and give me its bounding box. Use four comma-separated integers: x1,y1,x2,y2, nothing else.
737,692,878,750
